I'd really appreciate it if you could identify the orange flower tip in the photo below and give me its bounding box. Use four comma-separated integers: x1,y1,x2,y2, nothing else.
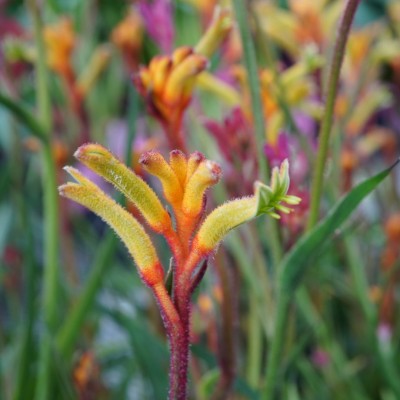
58,181,81,197
63,165,78,178
172,46,194,65
199,56,209,69
155,58,173,77
63,165,74,173
170,149,186,160
189,151,205,163
149,54,164,67
138,150,160,167
186,55,209,75
58,184,68,197
62,165,92,186
186,151,206,179
203,160,222,183
133,66,154,90
74,143,109,161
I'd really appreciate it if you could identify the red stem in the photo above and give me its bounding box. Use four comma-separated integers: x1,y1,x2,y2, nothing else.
152,283,188,399
169,250,203,400
163,117,188,153
170,302,191,400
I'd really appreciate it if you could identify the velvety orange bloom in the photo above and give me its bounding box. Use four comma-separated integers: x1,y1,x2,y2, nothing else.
44,18,75,78
111,8,143,70
255,0,341,56
290,0,324,46
133,46,208,151
232,59,320,145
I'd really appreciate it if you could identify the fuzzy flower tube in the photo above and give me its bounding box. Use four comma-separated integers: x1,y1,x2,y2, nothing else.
59,143,300,400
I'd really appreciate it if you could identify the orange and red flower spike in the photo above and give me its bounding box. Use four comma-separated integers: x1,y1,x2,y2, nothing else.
111,8,143,70
133,47,208,151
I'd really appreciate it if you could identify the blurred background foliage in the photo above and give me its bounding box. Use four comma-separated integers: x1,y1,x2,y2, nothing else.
1,0,400,399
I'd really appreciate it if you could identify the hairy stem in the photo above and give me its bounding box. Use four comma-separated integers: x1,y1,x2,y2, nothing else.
168,286,191,400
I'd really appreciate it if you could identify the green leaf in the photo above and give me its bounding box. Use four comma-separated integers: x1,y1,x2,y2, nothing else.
279,160,399,292
56,233,116,357
0,92,47,143
198,369,220,400
104,308,169,400
0,204,13,258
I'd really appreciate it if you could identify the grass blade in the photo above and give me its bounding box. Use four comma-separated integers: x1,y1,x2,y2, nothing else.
280,159,400,292
0,92,47,143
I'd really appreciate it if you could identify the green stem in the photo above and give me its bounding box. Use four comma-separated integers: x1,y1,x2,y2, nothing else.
28,0,52,133
27,0,58,329
12,125,37,400
36,334,53,400
263,293,290,400
231,0,267,179
246,292,262,389
27,1,59,399
226,231,273,337
376,339,400,398
296,288,368,399
56,234,115,357
343,235,375,324
0,92,47,142
41,143,60,329
306,0,361,230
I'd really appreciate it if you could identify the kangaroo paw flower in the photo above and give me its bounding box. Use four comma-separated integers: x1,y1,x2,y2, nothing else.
60,145,301,400
133,47,208,150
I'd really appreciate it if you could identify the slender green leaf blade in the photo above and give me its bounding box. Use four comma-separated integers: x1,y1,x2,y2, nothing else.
0,92,47,142
104,308,169,400
279,160,399,291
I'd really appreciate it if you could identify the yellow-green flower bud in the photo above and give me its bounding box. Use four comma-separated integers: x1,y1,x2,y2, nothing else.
74,143,171,233
59,167,164,287
194,159,301,253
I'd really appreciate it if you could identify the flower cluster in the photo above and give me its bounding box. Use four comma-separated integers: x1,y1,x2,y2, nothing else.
133,47,208,151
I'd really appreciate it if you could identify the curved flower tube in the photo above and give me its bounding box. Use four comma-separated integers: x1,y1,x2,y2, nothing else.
75,143,172,234
59,166,164,287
